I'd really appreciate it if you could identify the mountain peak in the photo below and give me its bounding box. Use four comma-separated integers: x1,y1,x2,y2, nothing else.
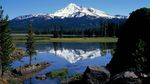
52,3,113,18
52,3,81,18
13,3,127,20
68,3,79,8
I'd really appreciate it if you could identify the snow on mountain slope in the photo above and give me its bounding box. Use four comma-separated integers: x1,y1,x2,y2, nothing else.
52,3,81,18
14,13,52,20
14,3,126,20
52,3,113,18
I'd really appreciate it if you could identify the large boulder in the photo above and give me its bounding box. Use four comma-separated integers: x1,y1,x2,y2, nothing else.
82,66,110,84
109,70,150,84
107,8,150,75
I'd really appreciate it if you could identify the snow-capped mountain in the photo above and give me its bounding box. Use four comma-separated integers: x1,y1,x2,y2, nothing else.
10,3,127,32
51,3,113,18
14,3,126,20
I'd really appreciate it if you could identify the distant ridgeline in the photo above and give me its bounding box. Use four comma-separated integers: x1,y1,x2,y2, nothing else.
10,17,126,33
9,3,127,37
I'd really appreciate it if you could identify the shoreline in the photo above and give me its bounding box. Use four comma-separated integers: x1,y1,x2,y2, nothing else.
13,37,118,43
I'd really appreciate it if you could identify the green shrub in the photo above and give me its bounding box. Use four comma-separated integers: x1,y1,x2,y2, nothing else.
46,68,68,79
69,74,82,80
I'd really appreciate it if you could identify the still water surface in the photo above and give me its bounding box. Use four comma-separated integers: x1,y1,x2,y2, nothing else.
12,42,116,84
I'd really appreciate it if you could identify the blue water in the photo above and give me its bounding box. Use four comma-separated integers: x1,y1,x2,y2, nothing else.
11,42,115,84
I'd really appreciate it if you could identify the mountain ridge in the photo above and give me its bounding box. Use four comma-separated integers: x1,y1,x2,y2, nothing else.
13,3,127,20
10,3,127,33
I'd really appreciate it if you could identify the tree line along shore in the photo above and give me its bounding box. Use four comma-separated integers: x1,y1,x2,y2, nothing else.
11,34,118,43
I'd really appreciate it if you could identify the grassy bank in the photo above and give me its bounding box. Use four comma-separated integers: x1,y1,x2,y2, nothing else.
49,37,118,42
11,34,118,43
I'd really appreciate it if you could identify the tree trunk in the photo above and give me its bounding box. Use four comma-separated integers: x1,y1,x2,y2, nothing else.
0,64,4,77
29,77,32,84
29,55,32,65
0,59,2,77
1,68,4,77
104,27,107,37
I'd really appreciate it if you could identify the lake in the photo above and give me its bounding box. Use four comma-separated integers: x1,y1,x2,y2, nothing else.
11,42,116,84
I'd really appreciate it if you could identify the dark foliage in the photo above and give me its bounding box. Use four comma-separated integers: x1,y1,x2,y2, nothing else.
10,16,126,37
26,24,36,65
107,8,150,75
0,6,14,76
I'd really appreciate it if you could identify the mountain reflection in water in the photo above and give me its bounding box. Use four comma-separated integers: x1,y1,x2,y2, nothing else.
12,42,116,84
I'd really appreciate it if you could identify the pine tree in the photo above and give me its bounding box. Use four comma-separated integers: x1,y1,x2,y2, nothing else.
53,24,59,38
100,19,108,37
26,24,36,65
0,6,14,77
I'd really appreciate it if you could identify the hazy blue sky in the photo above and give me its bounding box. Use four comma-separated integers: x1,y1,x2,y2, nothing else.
1,0,150,19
